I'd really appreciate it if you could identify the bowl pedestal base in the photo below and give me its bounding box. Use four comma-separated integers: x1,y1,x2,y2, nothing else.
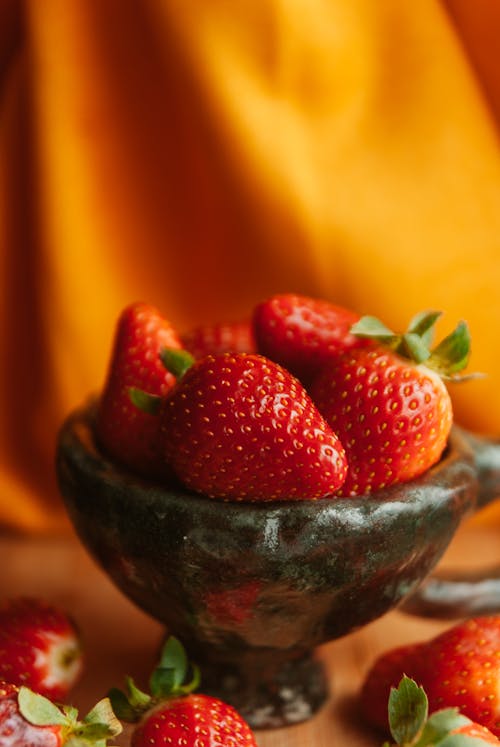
186,643,329,729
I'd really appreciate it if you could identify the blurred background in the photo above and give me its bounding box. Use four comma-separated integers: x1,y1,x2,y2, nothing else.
1,0,500,532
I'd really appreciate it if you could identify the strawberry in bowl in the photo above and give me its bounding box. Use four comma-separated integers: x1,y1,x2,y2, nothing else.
56,296,500,729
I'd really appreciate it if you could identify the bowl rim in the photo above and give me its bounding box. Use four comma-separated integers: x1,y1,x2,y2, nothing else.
57,400,479,524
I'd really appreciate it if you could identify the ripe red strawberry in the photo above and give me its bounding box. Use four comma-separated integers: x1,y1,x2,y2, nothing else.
131,694,256,747
160,352,348,501
0,681,121,746
96,302,182,477
360,617,500,738
110,636,257,747
0,598,83,701
310,312,471,496
360,642,423,731
180,320,256,359
420,616,500,737
378,675,500,746
252,293,367,383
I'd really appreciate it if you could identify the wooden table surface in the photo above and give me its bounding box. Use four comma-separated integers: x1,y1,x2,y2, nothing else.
2,517,499,746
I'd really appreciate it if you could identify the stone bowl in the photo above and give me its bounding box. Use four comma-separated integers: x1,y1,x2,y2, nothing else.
56,403,500,729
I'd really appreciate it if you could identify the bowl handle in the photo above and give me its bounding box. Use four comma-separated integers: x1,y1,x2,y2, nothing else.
401,427,500,619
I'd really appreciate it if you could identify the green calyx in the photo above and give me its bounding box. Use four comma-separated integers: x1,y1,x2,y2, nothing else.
128,348,195,416
108,636,201,723
351,310,477,380
18,687,122,746
383,676,488,747
160,348,195,379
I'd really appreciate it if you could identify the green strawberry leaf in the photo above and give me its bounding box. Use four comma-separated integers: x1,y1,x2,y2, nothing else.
157,636,188,687
129,387,162,415
400,333,431,364
179,662,201,695
388,677,428,747
64,739,95,747
73,723,119,740
108,678,151,723
350,316,397,341
149,667,177,698
107,688,138,723
62,704,79,721
125,677,151,709
415,709,470,747
149,636,194,697
83,698,122,737
427,321,471,377
407,310,442,346
18,687,68,726
160,348,195,379
436,734,496,747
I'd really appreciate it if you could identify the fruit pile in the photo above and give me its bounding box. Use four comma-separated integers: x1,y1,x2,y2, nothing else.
0,595,499,746
95,293,472,500
0,597,257,746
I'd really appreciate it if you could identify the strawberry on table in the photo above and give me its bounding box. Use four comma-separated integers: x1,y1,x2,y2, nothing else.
380,676,500,746
360,616,500,738
0,598,83,701
110,636,257,747
252,293,366,383
160,351,348,501
310,311,471,496
359,642,423,731
96,301,182,478
0,681,121,746
420,616,500,737
180,319,256,359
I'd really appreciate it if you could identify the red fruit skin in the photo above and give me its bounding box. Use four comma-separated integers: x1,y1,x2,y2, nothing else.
180,320,256,359
360,643,424,731
131,694,257,747
0,598,83,702
252,293,367,383
310,346,453,496
0,681,61,747
96,302,181,478
161,352,348,501
420,616,500,737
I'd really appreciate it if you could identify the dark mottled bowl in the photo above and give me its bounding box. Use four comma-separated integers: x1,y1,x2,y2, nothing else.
56,404,488,728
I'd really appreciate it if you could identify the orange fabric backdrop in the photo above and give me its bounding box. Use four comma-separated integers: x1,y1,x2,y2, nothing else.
1,0,500,532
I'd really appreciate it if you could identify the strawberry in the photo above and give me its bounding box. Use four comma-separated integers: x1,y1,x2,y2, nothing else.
360,642,423,731
0,681,122,746
160,352,348,501
130,694,256,747
310,311,471,496
110,636,257,747
360,617,500,738
96,302,182,477
0,598,83,701
252,293,367,383
420,616,500,737
380,676,500,746
180,319,256,359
